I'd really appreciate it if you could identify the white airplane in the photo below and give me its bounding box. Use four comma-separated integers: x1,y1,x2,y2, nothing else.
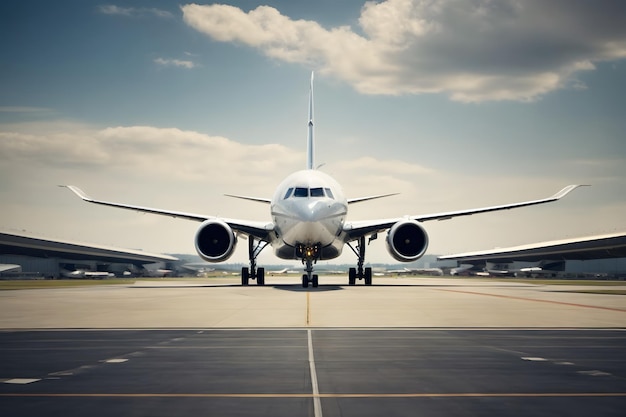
60,269,114,279
0,264,21,274
62,73,585,288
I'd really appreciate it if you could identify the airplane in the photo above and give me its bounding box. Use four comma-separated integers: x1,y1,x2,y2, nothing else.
62,73,585,288
0,264,21,274
385,267,444,276
60,268,114,279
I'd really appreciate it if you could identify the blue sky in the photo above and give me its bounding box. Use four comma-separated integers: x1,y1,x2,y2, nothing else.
1,0,625,265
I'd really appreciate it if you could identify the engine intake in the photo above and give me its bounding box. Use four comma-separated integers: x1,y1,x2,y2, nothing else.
195,220,237,262
386,219,429,262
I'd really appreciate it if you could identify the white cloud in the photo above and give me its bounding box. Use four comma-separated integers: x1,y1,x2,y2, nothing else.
182,0,626,102
154,57,196,69
0,123,300,185
0,121,444,214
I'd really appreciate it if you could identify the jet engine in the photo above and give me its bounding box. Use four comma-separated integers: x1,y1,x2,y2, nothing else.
194,220,237,262
386,219,429,262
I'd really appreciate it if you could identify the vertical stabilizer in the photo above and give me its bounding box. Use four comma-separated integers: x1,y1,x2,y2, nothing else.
307,71,314,170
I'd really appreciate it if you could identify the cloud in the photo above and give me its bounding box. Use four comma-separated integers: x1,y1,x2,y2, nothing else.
0,122,305,194
98,4,173,19
154,57,196,69
0,120,445,208
182,0,626,102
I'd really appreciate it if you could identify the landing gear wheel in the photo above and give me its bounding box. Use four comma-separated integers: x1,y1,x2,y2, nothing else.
257,267,265,286
364,267,372,286
348,268,356,286
348,236,375,286
302,274,309,288
241,267,250,286
241,236,271,286
312,274,319,288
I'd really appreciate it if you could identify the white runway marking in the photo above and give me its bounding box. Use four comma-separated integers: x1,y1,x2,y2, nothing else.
4,378,40,384
104,359,128,363
307,329,323,417
578,370,612,377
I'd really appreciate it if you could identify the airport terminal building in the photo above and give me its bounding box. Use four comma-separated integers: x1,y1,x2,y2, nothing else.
0,230,177,279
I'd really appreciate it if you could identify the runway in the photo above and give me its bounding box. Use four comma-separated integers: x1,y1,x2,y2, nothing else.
1,277,626,416
1,276,625,328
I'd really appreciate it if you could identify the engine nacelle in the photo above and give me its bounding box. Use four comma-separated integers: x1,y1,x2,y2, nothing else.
386,219,429,262
194,220,237,262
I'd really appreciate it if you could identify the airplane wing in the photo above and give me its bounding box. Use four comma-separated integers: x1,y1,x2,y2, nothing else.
61,186,273,240
344,184,586,241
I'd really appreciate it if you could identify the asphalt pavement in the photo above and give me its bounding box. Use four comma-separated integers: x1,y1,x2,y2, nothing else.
1,276,625,416
2,328,626,417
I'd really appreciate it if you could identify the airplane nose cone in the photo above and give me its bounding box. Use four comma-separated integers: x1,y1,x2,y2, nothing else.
302,200,330,221
288,200,342,243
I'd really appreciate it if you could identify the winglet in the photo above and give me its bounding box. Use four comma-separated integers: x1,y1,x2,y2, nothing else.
59,185,93,202
550,184,590,200
307,71,315,170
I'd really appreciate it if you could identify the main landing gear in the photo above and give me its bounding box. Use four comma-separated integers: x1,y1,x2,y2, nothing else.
347,236,373,286
241,237,268,286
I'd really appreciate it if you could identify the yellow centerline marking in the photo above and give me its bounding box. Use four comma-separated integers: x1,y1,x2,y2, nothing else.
306,291,311,326
437,288,626,312
2,393,626,398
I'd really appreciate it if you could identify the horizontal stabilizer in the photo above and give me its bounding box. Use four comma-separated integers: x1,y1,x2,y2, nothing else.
224,194,272,204
348,193,399,204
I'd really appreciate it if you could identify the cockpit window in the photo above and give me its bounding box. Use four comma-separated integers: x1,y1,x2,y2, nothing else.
310,187,325,197
287,187,334,199
294,187,308,197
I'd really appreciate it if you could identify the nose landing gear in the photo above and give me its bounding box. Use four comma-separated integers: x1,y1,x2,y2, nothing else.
297,243,320,288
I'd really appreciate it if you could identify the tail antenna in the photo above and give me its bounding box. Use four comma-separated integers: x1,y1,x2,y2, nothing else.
307,71,315,170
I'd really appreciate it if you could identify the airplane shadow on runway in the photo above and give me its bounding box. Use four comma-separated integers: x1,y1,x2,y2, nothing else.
128,282,533,291
127,283,344,292
271,284,344,292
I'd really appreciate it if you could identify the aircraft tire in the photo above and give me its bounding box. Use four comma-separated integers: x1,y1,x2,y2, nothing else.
257,267,265,286
312,274,318,288
302,274,309,288
348,268,356,286
364,267,372,286
241,267,250,285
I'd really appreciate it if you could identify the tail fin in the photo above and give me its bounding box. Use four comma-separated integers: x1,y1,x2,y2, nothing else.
307,71,314,170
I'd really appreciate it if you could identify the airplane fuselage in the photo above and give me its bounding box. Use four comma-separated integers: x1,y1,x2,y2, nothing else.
270,169,348,261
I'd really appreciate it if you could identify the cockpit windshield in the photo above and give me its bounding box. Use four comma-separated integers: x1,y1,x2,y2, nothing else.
284,187,335,199
294,187,308,197
310,187,324,197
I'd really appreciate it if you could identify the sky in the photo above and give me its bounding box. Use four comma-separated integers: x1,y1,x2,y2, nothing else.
1,0,625,266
